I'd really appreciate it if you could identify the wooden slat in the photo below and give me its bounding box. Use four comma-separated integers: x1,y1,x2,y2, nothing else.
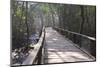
44,27,95,64
54,27,96,57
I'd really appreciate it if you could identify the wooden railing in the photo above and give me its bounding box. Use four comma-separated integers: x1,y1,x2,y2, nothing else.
22,27,45,65
54,27,96,58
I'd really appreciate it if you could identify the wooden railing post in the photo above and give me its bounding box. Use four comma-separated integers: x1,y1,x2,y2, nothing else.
90,40,96,57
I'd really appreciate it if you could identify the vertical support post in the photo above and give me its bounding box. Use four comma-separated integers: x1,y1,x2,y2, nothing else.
90,40,96,57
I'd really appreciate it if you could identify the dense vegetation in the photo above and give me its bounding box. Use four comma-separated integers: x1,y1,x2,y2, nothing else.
11,0,96,65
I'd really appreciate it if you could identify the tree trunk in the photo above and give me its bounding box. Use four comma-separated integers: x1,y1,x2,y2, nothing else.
49,4,55,28
25,1,29,45
80,6,85,34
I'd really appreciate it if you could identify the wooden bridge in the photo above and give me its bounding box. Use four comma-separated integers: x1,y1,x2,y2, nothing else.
16,27,95,66
11,1,96,66
44,27,95,64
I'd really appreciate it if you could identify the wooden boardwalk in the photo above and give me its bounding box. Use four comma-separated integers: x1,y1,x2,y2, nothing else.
44,27,94,64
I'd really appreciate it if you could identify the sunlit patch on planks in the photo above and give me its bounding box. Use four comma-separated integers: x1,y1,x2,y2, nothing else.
44,27,94,64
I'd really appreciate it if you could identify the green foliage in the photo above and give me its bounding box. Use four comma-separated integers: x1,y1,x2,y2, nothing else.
40,4,50,14
12,1,96,49
16,7,22,17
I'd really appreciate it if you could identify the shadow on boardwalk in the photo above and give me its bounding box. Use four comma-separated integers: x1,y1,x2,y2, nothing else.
44,27,94,64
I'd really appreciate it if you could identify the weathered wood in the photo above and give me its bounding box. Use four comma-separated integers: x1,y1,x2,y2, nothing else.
54,27,96,41
54,27,96,57
44,27,95,64
22,27,45,65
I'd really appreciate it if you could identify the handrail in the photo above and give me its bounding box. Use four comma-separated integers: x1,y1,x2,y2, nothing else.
54,27,96,57
54,27,96,41
22,27,45,65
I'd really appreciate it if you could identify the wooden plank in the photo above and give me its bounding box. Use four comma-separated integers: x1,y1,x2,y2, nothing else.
44,27,95,64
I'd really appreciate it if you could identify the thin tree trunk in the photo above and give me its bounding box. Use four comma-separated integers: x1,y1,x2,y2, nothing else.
49,4,55,28
25,1,29,45
80,6,85,34
78,6,85,47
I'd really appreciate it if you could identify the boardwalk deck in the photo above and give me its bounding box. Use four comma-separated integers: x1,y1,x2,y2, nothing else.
44,27,94,64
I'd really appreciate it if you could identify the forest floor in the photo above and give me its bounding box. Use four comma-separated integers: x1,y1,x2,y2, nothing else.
44,27,94,64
